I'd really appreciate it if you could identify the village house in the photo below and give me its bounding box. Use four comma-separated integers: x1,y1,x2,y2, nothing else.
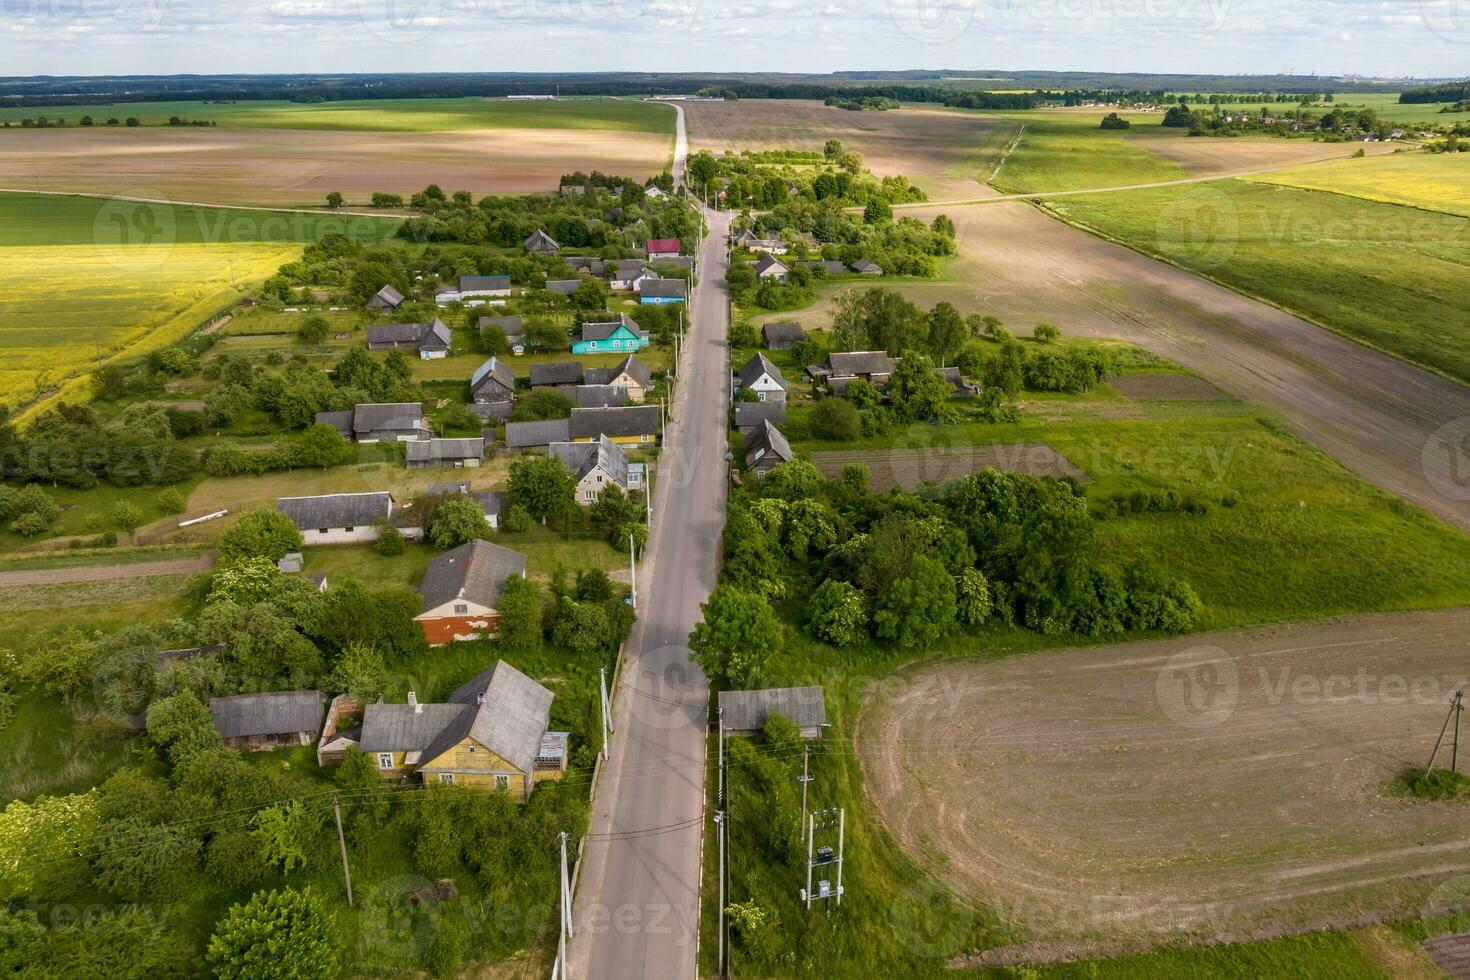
523,229,560,255
849,258,884,276
358,660,568,799
529,360,585,389
209,691,325,750
743,419,794,476
645,237,681,260
436,275,512,305
640,278,687,304
575,384,630,409
314,402,430,442
545,279,582,297
588,354,651,402
506,417,573,450
549,435,641,504
563,256,608,277
424,482,504,530
277,491,405,544
571,405,660,445
367,284,405,312
808,351,895,392
479,315,526,355
754,256,789,283
366,319,452,358
734,228,788,254
572,313,650,355
733,400,787,434
734,352,788,403
717,686,827,738
609,260,655,292
761,321,808,350
406,437,489,469
470,356,517,404
413,539,528,645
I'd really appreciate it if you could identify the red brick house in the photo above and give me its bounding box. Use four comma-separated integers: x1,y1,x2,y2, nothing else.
414,540,528,646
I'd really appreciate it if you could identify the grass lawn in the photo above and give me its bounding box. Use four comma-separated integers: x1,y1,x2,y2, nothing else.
988,112,1187,194
1247,150,1470,218
1041,179,1470,385
0,97,675,134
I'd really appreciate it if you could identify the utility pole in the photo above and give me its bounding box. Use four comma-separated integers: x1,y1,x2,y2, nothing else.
1427,690,1465,774
715,809,726,978
599,665,613,760
555,830,573,980
332,796,353,907
645,463,653,527
798,741,812,832
718,706,724,805
801,807,845,909
628,535,638,611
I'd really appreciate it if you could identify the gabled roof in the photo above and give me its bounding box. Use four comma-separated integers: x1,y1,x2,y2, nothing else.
406,438,487,463
530,361,584,386
733,401,787,429
850,258,883,274
460,275,511,292
352,402,427,433
415,661,555,776
366,319,450,350
761,321,807,346
369,284,404,308
718,686,826,733
314,410,354,438
575,384,630,409
417,539,527,613
277,492,393,530
646,237,680,253
738,352,787,390
562,256,608,276
607,354,652,389
506,418,572,448
524,229,560,252
210,691,324,739
610,259,648,278
549,435,630,485
579,313,643,343
754,255,788,276
743,419,793,467
360,702,466,753
478,315,524,338
570,405,660,440
471,356,517,395
641,278,687,299
545,279,581,296
826,351,894,378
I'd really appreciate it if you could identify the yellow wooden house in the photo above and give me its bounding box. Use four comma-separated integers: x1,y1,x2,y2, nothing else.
569,405,660,446
358,661,568,801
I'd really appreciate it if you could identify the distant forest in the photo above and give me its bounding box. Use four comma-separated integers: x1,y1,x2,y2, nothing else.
0,70,1445,109
1400,82,1470,104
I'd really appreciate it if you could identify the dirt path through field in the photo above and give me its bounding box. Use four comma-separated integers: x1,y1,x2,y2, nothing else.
0,552,213,586
859,606,1470,956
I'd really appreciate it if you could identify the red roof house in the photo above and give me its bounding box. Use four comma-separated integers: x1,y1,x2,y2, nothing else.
646,238,682,259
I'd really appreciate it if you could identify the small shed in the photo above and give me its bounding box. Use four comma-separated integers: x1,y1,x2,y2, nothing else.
717,687,826,738
210,691,325,750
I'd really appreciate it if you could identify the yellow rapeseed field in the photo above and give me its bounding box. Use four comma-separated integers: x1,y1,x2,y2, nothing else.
1246,151,1470,218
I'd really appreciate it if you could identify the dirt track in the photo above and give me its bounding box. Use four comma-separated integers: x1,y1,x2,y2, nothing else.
859,607,1470,956
0,553,212,586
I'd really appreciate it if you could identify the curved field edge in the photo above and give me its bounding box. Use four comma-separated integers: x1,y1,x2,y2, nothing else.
1032,183,1470,389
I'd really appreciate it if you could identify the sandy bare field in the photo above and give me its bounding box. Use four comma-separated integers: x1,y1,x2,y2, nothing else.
683,99,1003,200
810,444,1086,491
859,607,1470,956
1126,132,1392,177
0,126,672,206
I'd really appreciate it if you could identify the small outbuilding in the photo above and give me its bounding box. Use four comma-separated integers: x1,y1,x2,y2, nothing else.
209,691,325,750
717,686,826,738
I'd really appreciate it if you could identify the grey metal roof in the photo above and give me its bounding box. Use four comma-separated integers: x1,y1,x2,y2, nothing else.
471,356,517,396
641,278,687,299
738,352,787,390
469,401,514,422
849,259,883,274
761,321,807,346
406,438,486,463
545,279,581,296
611,259,647,278
754,256,787,276
353,402,427,434
210,691,323,739
548,435,630,485
606,354,651,389
524,229,560,252
506,418,572,448
370,284,404,307
575,384,630,409
826,351,893,378
277,492,393,530
472,490,505,517
360,702,467,753
734,401,787,430
570,405,660,440
461,275,511,292
416,661,554,775
580,313,643,343
417,539,527,613
479,315,523,339
718,686,826,733
530,361,584,387
367,319,450,350
743,419,793,468
314,410,354,437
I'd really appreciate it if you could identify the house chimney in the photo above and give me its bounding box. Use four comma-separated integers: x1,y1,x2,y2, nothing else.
408,691,421,713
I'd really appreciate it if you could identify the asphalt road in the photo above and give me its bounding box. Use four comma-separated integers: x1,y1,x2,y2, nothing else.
567,105,728,980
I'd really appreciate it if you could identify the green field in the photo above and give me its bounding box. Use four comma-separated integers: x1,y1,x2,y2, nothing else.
989,113,1187,194
1180,92,1470,127
1042,179,1470,384
0,193,400,416
0,97,675,133
1248,150,1470,217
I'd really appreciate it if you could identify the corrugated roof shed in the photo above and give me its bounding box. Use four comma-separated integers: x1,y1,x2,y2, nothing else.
549,435,630,485
640,278,687,299
277,492,393,530
827,351,894,378
570,405,660,440
210,691,324,739
733,401,787,431
717,686,826,734
530,361,584,387
506,418,572,449
406,438,486,464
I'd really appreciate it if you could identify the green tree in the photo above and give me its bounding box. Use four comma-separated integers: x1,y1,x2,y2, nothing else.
823,138,843,161
689,585,782,687
92,816,200,901
931,213,956,237
551,600,612,653
809,397,860,441
429,497,491,548
863,199,891,224
112,500,145,535
956,567,992,627
158,487,187,514
206,888,338,980
843,377,880,409
926,302,967,366
375,522,405,556
15,627,98,701
296,314,330,345
508,454,576,522
1033,322,1061,344
325,191,344,209
495,575,544,652
984,341,1026,396
218,509,303,562
872,554,957,649
805,580,867,647
145,689,221,765
252,801,317,873
887,352,950,422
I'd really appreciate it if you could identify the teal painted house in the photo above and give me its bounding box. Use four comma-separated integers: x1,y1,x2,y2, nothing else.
571,314,651,355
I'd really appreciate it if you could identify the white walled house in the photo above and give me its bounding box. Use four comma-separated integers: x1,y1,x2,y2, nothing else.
276,492,408,545
548,436,637,505
734,352,788,403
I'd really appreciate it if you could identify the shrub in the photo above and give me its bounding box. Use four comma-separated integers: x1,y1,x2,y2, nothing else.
375,522,406,555
805,580,867,646
157,488,187,514
206,888,337,979
218,509,303,562
809,398,860,441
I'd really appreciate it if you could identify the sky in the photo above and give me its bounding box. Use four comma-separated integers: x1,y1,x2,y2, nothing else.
0,0,1467,78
